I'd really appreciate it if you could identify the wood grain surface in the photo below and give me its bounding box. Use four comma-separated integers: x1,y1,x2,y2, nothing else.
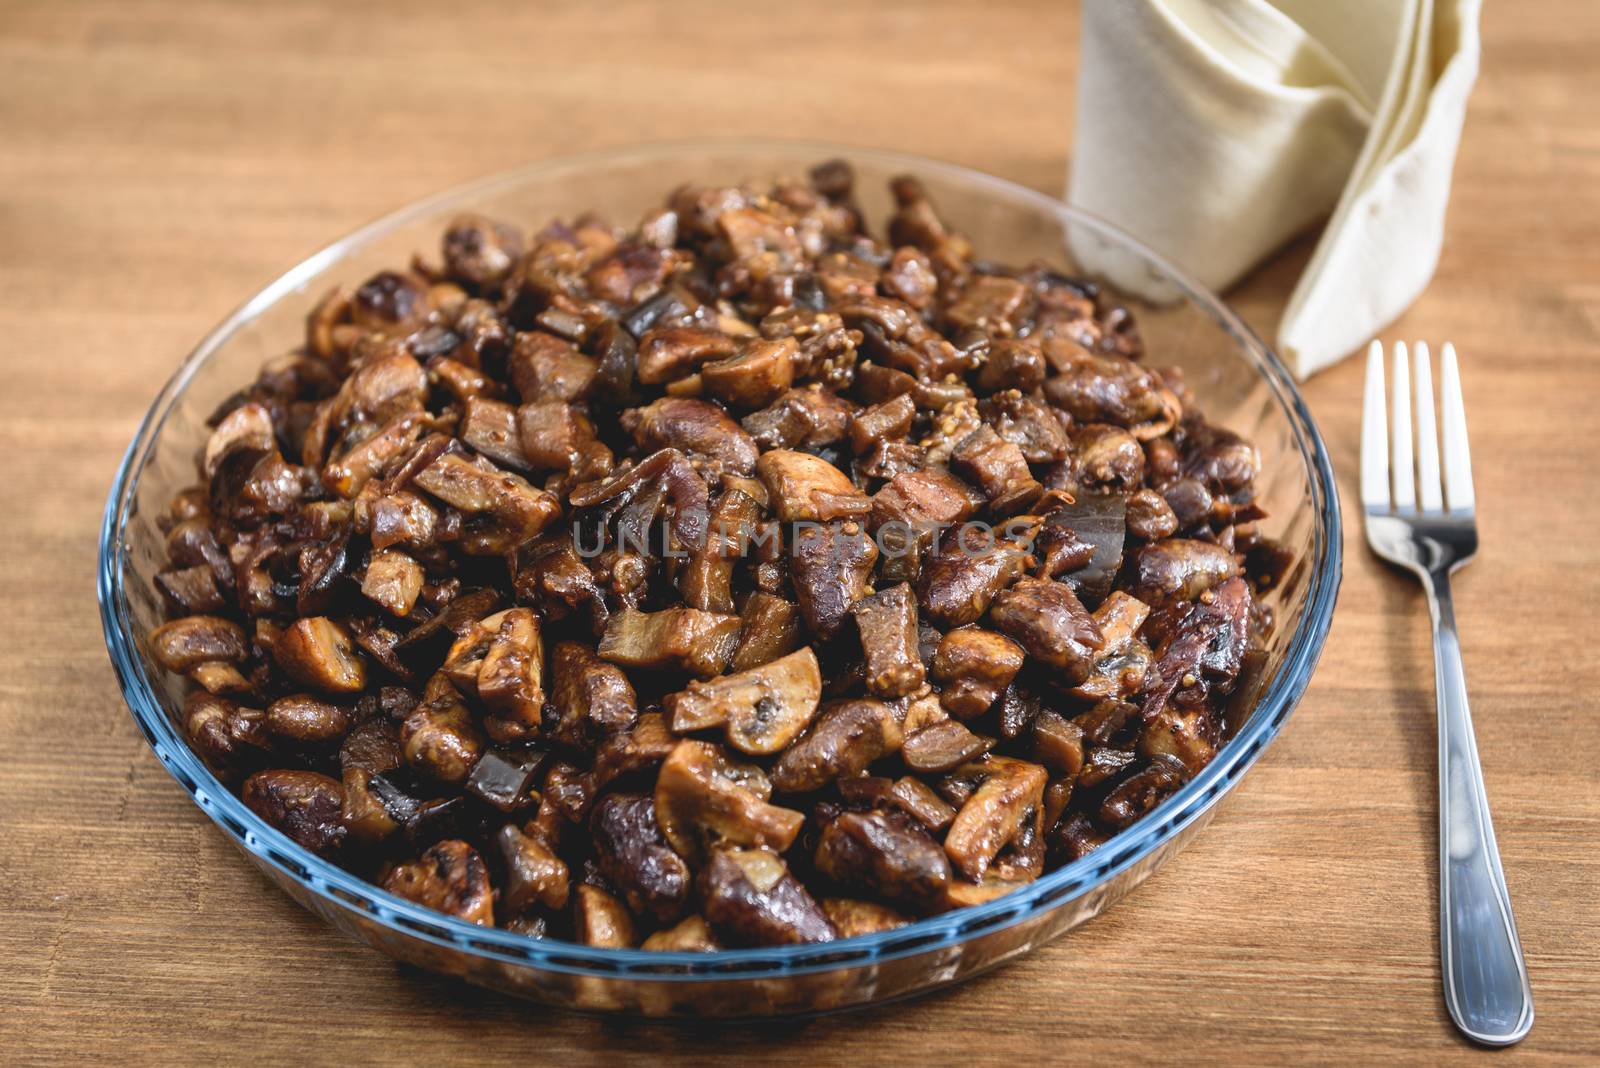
2,1,1596,1064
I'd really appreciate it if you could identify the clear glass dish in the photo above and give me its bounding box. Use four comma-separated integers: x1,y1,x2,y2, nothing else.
98,140,1341,1017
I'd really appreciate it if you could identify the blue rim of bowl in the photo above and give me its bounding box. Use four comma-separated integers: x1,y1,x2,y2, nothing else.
97,139,1342,982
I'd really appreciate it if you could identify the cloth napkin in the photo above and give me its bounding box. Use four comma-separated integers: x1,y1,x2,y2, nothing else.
1067,0,1482,379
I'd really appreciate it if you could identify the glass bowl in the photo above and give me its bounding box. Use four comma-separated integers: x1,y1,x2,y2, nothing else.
98,140,1340,1017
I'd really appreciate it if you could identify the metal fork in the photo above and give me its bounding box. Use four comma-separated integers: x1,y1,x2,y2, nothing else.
1361,341,1533,1045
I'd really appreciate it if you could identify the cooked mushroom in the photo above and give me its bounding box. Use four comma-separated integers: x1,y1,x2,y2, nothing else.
850,584,925,699
664,647,822,756
241,769,346,857
901,719,996,774
360,548,424,617
701,337,797,409
399,672,485,783
382,840,493,925
728,593,805,671
641,914,721,952
679,489,760,614
943,757,1048,881
597,606,741,680
275,616,367,693
949,425,1041,514
1129,539,1241,606
930,628,1025,718
653,740,805,863
150,615,248,674
755,450,870,523
621,397,759,475
699,848,837,947
508,330,598,402
848,392,915,454
498,823,570,914
636,326,739,385
788,520,878,640
915,532,1028,629
546,640,638,749
988,577,1103,685
184,691,269,777
590,793,691,923
814,810,951,911
770,698,903,792
264,694,353,748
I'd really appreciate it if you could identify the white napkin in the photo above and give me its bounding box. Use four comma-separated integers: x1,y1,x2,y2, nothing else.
1067,0,1482,379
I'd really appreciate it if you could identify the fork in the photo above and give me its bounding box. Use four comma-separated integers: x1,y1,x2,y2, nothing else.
1361,340,1534,1045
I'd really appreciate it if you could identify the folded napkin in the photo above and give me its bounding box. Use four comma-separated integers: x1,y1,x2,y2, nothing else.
1068,0,1482,378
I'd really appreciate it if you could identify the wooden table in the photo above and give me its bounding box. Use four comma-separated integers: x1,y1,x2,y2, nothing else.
3,2,1596,1063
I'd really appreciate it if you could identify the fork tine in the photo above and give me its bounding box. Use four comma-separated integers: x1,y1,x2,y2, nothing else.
1413,342,1443,512
1361,340,1390,511
1391,341,1415,512
1440,342,1476,513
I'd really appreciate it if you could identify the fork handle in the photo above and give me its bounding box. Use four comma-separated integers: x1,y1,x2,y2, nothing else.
1426,569,1534,1044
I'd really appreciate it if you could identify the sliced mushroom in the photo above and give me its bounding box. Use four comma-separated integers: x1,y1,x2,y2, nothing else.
915,533,1028,629
847,392,916,454
515,400,598,472
850,583,925,699
508,330,598,403
770,698,903,792
274,616,366,693
183,691,269,777
597,606,741,680
340,767,400,845
1097,756,1188,830
203,401,276,479
458,396,528,471
1030,710,1087,778
636,326,740,385
701,337,797,409
901,719,995,774
679,489,760,614
949,425,1041,514
699,848,837,947
474,608,545,744
241,769,346,857
382,839,494,925
361,548,424,617
572,884,635,947
754,450,869,523
1129,539,1241,607
664,647,822,756
653,740,805,864
411,450,561,555
943,756,1048,881
569,447,710,553
442,213,523,287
